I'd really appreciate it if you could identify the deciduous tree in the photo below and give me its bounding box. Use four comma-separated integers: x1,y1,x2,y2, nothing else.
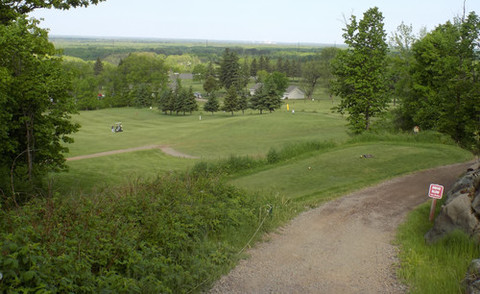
331,7,389,133
398,12,480,149
0,17,79,196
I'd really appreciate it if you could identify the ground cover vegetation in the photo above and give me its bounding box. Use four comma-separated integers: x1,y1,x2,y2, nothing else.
1,2,480,293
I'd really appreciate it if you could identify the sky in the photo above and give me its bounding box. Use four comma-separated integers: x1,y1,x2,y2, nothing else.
29,0,479,44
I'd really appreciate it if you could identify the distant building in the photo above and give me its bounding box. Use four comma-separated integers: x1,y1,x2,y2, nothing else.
282,86,305,100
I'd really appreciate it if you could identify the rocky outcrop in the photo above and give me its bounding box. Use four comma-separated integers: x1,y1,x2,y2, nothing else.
423,163,480,293
424,165,480,244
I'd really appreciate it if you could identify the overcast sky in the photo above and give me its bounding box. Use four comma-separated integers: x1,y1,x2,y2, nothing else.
29,0,478,44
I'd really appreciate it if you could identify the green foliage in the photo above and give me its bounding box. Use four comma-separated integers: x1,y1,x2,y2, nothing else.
266,148,280,164
112,52,168,107
203,62,219,96
331,7,389,133
0,17,79,198
93,57,104,76
396,203,480,293
219,48,241,90
203,93,220,114
0,173,286,293
159,80,198,115
250,74,284,114
396,12,480,150
222,87,238,115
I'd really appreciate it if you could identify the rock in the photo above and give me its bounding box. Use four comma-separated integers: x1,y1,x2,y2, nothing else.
424,193,480,244
472,189,480,215
465,259,480,294
445,170,480,204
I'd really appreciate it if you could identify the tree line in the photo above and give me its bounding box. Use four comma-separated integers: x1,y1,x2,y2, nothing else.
330,7,480,153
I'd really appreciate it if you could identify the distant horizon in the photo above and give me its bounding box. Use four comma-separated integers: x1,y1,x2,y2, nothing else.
49,34,346,47
30,0,477,45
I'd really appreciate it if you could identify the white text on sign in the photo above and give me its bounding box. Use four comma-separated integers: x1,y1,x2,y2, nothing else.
428,184,444,199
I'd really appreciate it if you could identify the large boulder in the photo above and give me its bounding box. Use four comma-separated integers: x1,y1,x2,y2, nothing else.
424,193,480,244
424,166,480,244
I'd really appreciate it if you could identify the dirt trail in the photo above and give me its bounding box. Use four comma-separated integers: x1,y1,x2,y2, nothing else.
66,145,198,161
210,161,475,294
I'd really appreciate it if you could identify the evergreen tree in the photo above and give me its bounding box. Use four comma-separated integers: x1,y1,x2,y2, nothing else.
250,85,268,114
184,86,198,114
133,84,151,107
158,89,174,114
203,62,218,96
203,93,220,114
250,57,258,77
331,7,389,133
222,87,238,115
237,91,249,115
93,57,104,76
276,57,284,73
219,48,240,90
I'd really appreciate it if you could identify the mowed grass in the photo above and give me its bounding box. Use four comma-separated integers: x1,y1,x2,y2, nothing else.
230,142,473,205
68,100,345,158
57,99,347,191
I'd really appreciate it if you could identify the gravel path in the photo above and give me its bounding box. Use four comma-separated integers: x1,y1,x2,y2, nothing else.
209,161,474,294
66,145,198,161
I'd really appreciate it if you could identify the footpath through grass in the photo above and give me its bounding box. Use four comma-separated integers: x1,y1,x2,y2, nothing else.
5,103,475,293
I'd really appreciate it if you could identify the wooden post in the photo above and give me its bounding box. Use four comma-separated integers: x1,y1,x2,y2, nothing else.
429,199,437,222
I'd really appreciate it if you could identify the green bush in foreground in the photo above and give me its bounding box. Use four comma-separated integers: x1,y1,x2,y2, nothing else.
396,202,480,294
0,173,293,293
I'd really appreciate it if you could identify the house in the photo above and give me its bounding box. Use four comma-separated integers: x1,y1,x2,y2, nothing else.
282,86,305,100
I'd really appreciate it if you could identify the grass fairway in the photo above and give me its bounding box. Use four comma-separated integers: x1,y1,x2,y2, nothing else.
57,100,473,196
230,142,473,206
55,99,348,191
68,100,346,158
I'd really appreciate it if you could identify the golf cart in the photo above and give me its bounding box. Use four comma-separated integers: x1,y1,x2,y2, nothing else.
112,122,123,133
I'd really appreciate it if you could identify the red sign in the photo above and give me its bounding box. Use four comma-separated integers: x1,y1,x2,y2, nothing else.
428,184,444,199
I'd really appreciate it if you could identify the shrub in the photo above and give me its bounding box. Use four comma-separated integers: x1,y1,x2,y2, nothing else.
0,173,285,293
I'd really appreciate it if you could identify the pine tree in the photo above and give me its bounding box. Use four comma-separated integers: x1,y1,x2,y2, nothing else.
237,91,249,115
93,57,104,76
222,87,238,115
184,86,198,114
203,93,220,114
250,58,258,77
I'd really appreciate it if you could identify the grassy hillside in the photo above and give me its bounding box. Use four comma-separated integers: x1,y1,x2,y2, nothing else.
231,142,472,206
32,98,474,293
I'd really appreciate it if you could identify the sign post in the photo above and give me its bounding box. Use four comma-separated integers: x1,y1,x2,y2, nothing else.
428,184,444,221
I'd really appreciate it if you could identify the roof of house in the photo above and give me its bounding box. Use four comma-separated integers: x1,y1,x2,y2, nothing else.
285,85,303,94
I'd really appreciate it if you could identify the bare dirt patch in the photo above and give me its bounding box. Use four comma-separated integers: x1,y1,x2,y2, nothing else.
210,161,474,294
66,145,198,161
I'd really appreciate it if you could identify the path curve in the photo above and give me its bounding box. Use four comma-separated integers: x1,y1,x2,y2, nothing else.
66,145,198,161
210,161,476,294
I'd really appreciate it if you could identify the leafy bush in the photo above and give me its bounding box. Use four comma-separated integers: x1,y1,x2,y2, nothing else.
0,173,288,293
